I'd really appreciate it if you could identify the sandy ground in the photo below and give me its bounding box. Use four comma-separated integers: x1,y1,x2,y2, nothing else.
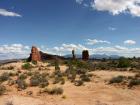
0,63,140,105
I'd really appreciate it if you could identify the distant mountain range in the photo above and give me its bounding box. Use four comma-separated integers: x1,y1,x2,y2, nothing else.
64,54,121,59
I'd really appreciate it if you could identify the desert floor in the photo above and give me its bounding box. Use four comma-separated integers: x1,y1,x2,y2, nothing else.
0,62,140,105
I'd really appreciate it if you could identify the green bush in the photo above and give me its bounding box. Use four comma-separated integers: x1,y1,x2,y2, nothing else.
43,87,63,95
0,72,9,82
109,76,124,84
68,60,93,70
0,85,6,95
117,57,131,68
18,74,27,80
32,61,37,65
22,63,32,70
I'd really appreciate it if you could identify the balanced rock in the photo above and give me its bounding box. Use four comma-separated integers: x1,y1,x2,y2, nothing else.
82,50,89,60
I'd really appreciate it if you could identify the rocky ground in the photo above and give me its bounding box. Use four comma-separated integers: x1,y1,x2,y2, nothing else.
0,61,140,105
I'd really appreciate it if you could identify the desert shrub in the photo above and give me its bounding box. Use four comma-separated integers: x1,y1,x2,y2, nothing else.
30,73,49,87
7,66,14,70
39,77,49,88
60,78,65,85
53,70,63,78
16,79,27,90
77,69,87,75
26,91,33,96
117,57,131,68
68,60,93,70
53,77,61,84
74,80,83,86
32,61,37,65
62,95,67,99
109,76,125,84
80,74,91,82
66,64,77,81
22,63,32,70
18,74,27,80
5,101,13,105
41,72,49,78
8,78,15,86
128,79,140,87
54,60,60,71
97,63,109,70
9,72,16,77
0,85,6,95
26,71,33,76
30,73,41,86
135,73,140,78
0,72,9,82
53,77,65,85
43,87,63,95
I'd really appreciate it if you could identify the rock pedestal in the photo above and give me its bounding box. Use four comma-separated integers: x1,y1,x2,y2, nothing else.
82,50,89,60
30,46,41,62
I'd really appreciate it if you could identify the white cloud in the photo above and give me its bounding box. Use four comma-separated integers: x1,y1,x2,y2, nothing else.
92,46,140,57
0,9,21,17
76,0,140,17
108,27,116,31
0,44,30,60
83,3,89,7
76,0,84,4
91,0,140,17
124,40,136,45
46,43,91,56
86,39,111,45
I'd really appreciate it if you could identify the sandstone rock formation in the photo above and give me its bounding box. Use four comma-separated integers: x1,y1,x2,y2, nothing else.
30,46,41,62
82,50,89,60
28,46,64,62
72,50,76,59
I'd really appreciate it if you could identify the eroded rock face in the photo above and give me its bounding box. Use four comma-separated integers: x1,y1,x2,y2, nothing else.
28,46,64,62
82,50,89,60
30,46,41,62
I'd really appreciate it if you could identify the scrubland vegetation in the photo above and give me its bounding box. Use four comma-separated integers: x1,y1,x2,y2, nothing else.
0,57,140,105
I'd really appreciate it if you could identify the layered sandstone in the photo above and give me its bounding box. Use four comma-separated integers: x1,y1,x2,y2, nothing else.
82,50,89,60
28,46,64,62
30,46,41,62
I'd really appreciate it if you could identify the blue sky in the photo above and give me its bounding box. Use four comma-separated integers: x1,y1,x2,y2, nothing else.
1,0,140,59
